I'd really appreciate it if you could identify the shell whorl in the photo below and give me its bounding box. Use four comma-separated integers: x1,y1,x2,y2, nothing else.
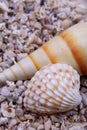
0,22,87,83
24,63,81,114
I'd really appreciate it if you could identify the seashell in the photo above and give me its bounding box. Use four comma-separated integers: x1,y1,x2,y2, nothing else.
69,123,87,130
0,22,87,83
1,102,16,117
0,117,8,125
24,63,82,114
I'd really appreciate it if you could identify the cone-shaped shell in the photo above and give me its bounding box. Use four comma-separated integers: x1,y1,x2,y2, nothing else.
0,22,87,83
24,63,81,114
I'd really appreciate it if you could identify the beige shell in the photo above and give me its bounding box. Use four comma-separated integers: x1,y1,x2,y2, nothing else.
24,63,81,114
0,22,87,83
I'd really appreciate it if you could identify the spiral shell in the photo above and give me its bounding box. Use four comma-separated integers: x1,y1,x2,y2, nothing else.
24,63,81,114
0,22,87,84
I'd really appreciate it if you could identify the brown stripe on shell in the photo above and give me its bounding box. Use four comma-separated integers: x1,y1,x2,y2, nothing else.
55,88,75,105
43,85,68,108
18,62,30,79
10,67,18,80
29,54,40,70
60,30,85,74
42,42,59,63
53,93,66,108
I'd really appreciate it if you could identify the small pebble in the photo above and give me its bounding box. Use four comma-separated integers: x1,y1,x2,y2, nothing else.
0,95,6,103
50,115,58,122
69,123,87,130
55,123,60,127
80,115,86,122
8,118,18,127
37,124,44,130
0,87,10,96
44,119,52,130
33,122,40,129
62,19,72,29
79,102,84,109
0,23,6,30
57,12,67,20
0,2,9,12
2,107,16,118
24,114,35,121
75,4,87,14
0,117,8,125
80,108,86,115
81,93,87,106
28,127,36,130
16,80,23,86
51,125,59,130
17,96,22,104
1,102,16,118
15,107,24,117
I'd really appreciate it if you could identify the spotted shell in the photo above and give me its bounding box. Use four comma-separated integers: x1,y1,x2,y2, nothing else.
24,63,82,114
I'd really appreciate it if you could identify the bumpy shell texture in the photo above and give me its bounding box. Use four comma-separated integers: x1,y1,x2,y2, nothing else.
24,63,82,114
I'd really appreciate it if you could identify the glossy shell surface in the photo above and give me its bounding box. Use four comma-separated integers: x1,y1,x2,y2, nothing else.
24,63,82,114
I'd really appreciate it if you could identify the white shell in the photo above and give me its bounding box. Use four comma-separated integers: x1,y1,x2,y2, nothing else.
24,63,82,114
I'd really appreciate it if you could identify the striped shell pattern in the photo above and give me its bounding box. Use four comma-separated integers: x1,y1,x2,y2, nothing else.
24,63,82,114
0,22,87,83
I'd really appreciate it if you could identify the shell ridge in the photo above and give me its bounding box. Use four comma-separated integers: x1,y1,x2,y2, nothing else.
24,63,81,114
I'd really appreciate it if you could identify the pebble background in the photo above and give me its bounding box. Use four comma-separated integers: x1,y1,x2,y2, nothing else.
0,0,87,130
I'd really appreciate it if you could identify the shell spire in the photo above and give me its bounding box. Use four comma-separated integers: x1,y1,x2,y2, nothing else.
24,63,82,114
0,22,87,83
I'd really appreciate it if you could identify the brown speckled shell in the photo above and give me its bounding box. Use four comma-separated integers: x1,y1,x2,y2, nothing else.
24,63,82,114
